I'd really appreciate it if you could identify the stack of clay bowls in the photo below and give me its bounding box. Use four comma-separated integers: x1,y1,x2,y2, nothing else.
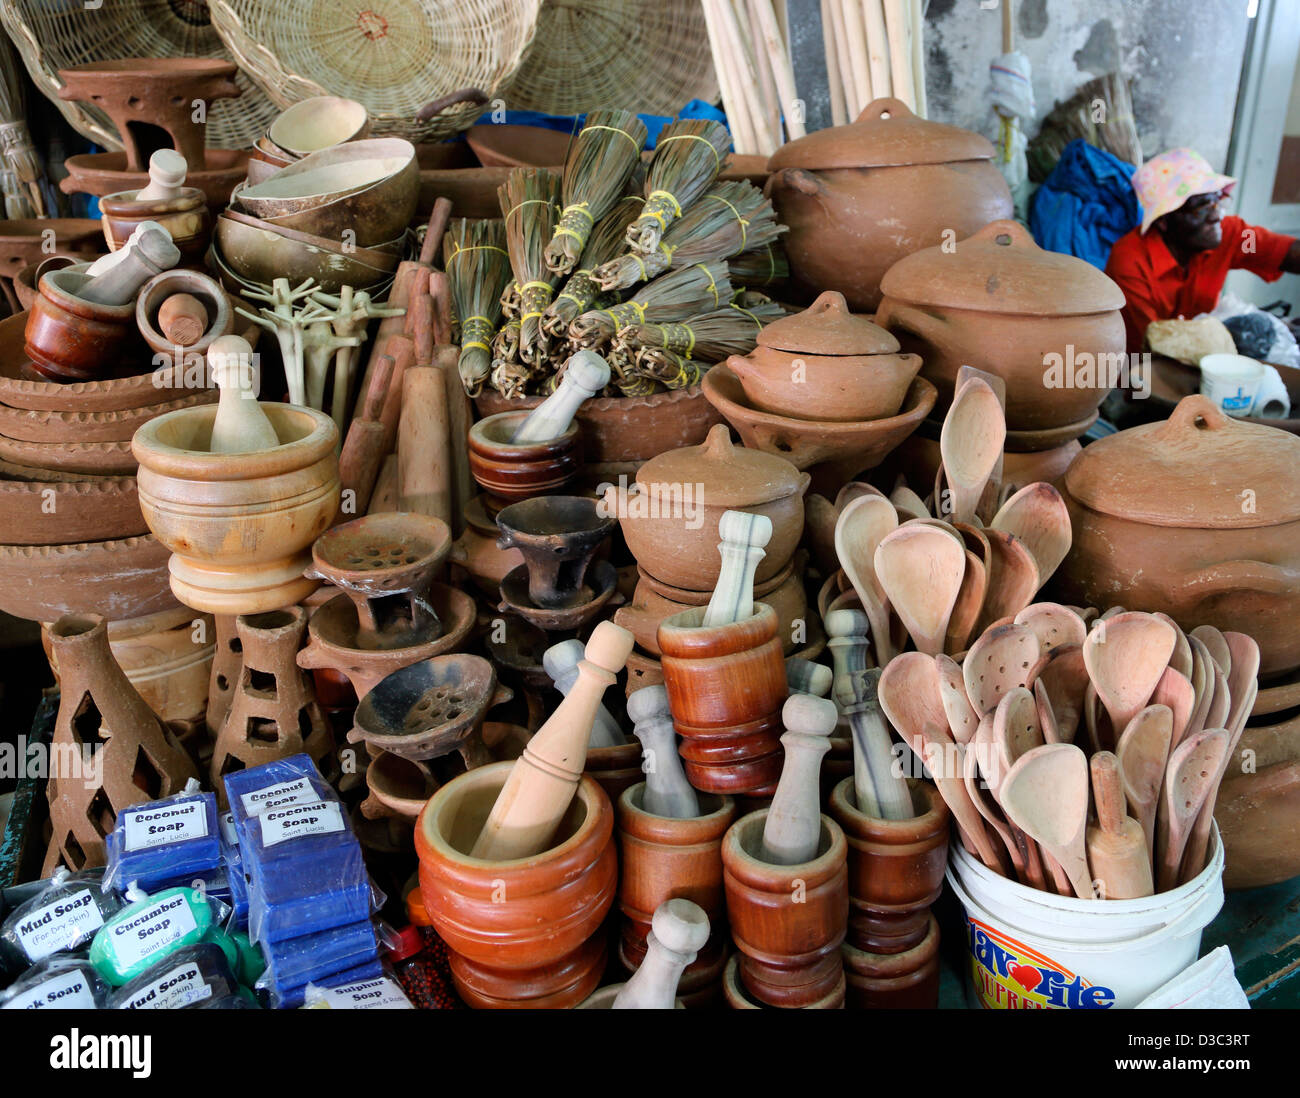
703,292,935,495
246,96,371,186
215,137,417,294
612,423,814,682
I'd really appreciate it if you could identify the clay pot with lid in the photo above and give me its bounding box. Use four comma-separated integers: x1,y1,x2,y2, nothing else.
877,219,1127,432
766,98,1012,311
1054,394,1300,676
610,422,809,592
727,291,922,422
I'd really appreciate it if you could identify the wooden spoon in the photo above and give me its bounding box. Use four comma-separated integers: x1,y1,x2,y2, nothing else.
1086,751,1155,899
998,743,1094,898
939,377,1005,525
889,483,929,521
1114,703,1173,862
1184,637,1215,742
1204,661,1231,734
1190,625,1232,677
1082,611,1177,738
990,482,1072,587
962,622,1042,716
1223,633,1260,740
873,525,966,656
1155,728,1230,892
835,494,898,664
974,529,1039,633
1034,679,1061,744
1082,681,1108,754
963,741,1035,886
1151,666,1195,749
918,723,1004,872
1035,644,1089,744
993,686,1043,776
877,651,948,765
1014,602,1088,655
935,654,979,744
1154,612,1194,680
834,480,885,512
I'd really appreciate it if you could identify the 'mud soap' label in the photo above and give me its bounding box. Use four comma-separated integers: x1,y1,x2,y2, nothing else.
124,801,209,852
261,801,345,847
239,777,322,817
3,970,96,1010
965,916,1115,1009
120,963,212,1010
14,892,104,962
111,894,198,970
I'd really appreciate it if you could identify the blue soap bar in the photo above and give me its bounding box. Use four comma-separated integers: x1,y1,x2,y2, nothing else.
218,810,250,929
106,791,220,893
108,942,237,1010
272,959,385,1010
247,871,373,945
0,956,110,1010
258,919,378,994
222,754,337,835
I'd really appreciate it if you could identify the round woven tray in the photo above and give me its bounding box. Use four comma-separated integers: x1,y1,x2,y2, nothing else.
508,0,719,117
0,0,277,153
210,0,542,142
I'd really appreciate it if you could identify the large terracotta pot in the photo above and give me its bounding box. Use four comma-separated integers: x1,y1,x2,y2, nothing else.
766,98,1011,312
1217,711,1300,890
1054,395,1300,676
415,762,617,1008
877,220,1127,432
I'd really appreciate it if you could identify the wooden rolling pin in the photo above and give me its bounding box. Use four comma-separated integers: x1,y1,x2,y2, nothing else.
472,621,634,860
1086,751,1154,899
339,355,394,516
397,365,452,524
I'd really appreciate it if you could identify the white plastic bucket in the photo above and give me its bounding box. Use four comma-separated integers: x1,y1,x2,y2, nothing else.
1200,353,1265,416
946,825,1224,1009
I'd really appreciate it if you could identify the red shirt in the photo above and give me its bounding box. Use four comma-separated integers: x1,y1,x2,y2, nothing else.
1104,215,1295,352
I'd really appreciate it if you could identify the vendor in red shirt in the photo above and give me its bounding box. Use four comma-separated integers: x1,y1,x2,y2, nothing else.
1105,148,1300,353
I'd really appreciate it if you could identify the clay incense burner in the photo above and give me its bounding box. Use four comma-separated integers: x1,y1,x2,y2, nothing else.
494,495,614,610
727,291,921,422
468,410,582,510
766,98,1012,311
1054,394,1300,676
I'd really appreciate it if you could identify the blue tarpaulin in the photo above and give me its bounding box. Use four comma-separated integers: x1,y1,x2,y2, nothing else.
1029,139,1143,269
466,99,730,150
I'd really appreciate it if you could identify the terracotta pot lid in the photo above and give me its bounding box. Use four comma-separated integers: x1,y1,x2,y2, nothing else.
879,220,1126,316
1064,395,1300,529
767,98,994,173
757,291,900,355
636,422,804,506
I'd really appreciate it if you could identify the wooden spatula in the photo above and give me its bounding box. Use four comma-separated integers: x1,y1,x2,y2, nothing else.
1114,703,1173,863
990,482,1072,587
1014,603,1088,655
1151,666,1195,749
1155,612,1194,679
835,494,898,664
1035,644,1089,744
940,377,1005,525
935,654,979,744
998,743,1094,899
1190,625,1232,677
944,550,986,656
918,723,1005,873
974,529,1040,633
1155,727,1230,892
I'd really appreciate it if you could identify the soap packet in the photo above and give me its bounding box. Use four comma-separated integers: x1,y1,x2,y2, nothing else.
1,868,123,969
88,885,231,986
0,955,110,1010
267,959,384,1010
107,941,238,1010
244,852,377,945
104,780,221,893
301,969,414,1009
222,753,338,835
255,918,379,1000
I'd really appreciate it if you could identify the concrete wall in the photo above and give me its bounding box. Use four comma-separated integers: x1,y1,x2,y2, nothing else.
788,0,1252,170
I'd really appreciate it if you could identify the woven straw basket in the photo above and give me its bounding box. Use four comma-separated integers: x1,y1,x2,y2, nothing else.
0,0,278,152
209,0,542,143
507,0,719,117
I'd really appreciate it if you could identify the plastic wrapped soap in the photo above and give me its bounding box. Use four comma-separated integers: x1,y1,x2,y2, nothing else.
245,854,373,944
108,942,238,1010
104,783,220,892
89,886,228,986
0,956,110,1010
222,754,337,835
257,919,379,998
1,869,122,968
218,811,250,929
301,970,414,1009
270,958,384,1010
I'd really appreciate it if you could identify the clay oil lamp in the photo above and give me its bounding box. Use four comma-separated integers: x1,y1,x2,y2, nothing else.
98,150,213,265
131,336,340,615
612,422,810,593
766,97,1012,311
1055,394,1300,678
877,219,1126,434
726,290,921,422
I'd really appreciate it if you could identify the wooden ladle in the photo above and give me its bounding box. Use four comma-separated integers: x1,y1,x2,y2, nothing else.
939,377,1005,525
1150,666,1195,749
873,524,966,656
993,686,1043,776
990,482,1072,587
1114,703,1173,862
1082,612,1177,738
998,743,1094,899
834,493,898,664
944,550,986,656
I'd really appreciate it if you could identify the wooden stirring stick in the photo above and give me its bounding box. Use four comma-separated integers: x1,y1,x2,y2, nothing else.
761,694,837,865
1087,751,1154,899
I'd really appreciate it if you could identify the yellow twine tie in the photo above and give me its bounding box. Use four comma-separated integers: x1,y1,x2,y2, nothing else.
656,133,722,173
580,124,643,154
694,264,720,307
702,193,749,250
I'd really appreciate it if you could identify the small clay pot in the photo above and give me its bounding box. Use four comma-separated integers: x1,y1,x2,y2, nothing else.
99,186,213,265
415,762,617,1008
25,268,146,381
842,913,941,1009
829,777,950,954
722,809,849,1008
657,604,788,795
467,410,582,509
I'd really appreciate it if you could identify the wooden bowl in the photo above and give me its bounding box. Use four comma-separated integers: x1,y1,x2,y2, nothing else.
269,96,370,157
235,137,417,220
466,124,569,168
214,209,400,292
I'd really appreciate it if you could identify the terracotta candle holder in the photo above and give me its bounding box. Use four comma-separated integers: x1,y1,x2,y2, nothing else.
658,603,789,795
24,268,146,381
132,400,340,615
415,762,617,1008
494,496,614,610
467,410,582,511
617,782,736,1007
721,808,849,1008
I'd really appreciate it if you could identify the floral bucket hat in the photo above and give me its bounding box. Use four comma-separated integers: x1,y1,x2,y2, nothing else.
1133,148,1236,234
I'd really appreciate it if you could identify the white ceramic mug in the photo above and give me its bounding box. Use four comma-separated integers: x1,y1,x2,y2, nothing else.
1199,353,1266,417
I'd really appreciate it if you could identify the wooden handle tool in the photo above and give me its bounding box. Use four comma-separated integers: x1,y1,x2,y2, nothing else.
1086,751,1154,899
397,365,452,524
208,335,279,454
612,899,710,1009
761,693,837,865
544,638,625,749
628,684,699,819
511,350,610,443
703,509,773,627
338,355,394,516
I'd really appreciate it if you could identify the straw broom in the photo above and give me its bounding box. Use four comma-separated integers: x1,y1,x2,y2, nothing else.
542,195,644,337
0,38,46,216
728,242,790,289
619,298,785,361
544,110,648,276
499,167,562,366
569,260,733,348
626,119,732,255
593,180,785,292
443,218,511,397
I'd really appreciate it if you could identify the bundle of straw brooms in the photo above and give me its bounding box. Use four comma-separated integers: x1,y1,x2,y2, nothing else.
446,112,790,400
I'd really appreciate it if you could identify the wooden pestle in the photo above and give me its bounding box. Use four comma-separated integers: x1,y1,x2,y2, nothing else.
511,350,610,443
78,223,180,306
158,292,208,346
544,639,624,749
702,510,773,628
339,355,394,515
1086,751,1154,899
397,365,452,524
845,667,915,821
208,335,279,454
786,657,833,698
368,454,400,514
612,898,710,1009
135,149,188,202
628,684,698,819
472,621,635,860
761,693,837,865
825,608,872,713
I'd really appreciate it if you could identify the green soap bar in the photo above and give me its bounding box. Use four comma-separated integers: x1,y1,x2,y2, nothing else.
229,929,266,986
201,927,240,977
89,888,215,986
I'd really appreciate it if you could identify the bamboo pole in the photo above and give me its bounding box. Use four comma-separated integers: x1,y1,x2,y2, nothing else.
713,0,770,155
840,0,874,116
863,0,893,103
752,0,806,139
882,0,915,111
703,0,759,155
746,0,785,149
911,0,927,116
821,0,849,125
